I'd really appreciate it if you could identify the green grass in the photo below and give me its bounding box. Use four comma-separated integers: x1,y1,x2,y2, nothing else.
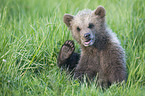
0,0,145,95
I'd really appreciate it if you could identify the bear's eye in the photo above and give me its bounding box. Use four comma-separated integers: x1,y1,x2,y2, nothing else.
88,23,94,29
77,27,81,31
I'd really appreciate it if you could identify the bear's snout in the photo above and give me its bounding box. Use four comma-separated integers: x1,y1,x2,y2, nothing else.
82,32,95,47
84,33,91,42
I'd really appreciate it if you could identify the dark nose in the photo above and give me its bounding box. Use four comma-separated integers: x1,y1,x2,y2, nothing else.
84,33,91,41
84,33,91,38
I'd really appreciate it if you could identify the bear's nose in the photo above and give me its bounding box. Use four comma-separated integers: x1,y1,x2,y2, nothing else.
84,33,91,41
84,33,91,38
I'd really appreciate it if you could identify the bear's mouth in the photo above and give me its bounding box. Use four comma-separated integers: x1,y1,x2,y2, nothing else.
84,39,94,46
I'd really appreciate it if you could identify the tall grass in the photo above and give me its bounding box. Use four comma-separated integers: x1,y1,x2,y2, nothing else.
0,0,145,95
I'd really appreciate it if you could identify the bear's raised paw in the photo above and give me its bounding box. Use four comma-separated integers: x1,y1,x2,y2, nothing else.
59,40,75,61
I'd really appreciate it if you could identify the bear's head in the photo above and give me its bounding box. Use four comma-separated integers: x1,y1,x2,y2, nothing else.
63,6,106,47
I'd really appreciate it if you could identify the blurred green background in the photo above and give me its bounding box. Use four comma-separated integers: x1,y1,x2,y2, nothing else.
0,0,145,95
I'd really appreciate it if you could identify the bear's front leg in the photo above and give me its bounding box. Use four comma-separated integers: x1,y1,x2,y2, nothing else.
74,69,96,82
57,40,80,71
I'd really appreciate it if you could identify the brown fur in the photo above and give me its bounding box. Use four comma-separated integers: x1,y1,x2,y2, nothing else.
58,6,127,88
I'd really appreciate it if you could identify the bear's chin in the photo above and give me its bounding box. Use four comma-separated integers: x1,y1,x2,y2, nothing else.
83,39,95,47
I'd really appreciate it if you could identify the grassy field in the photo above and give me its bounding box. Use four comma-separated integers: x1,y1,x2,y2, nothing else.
0,0,145,95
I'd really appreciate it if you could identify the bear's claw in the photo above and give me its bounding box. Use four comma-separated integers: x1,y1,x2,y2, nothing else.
59,40,75,61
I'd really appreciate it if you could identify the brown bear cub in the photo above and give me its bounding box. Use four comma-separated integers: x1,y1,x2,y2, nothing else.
57,6,127,88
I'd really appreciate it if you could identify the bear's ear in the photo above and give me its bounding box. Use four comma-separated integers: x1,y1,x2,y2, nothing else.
94,6,106,18
63,14,74,27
